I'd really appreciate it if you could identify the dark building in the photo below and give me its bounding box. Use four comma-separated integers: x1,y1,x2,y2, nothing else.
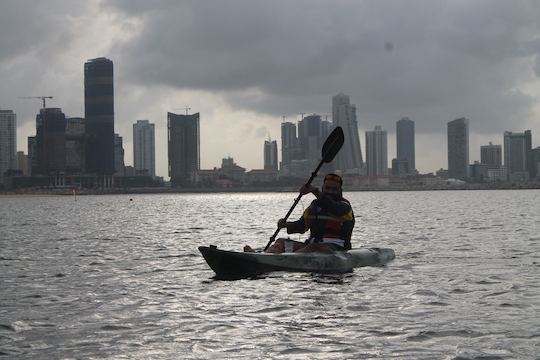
480,142,502,168
447,118,469,180
114,133,125,176
264,139,278,171
168,112,200,186
84,57,114,175
531,147,540,180
391,158,410,176
396,117,415,173
298,114,323,161
33,108,66,175
65,117,85,174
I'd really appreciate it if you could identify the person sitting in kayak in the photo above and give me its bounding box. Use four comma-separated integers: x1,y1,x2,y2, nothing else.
244,173,354,253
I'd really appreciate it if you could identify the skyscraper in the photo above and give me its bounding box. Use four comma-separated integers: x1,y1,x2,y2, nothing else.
0,110,16,182
264,139,278,171
447,118,469,180
365,126,388,177
504,131,530,181
133,120,156,177
168,112,200,186
34,108,66,175
332,93,363,171
84,57,114,175
480,142,502,168
114,134,125,176
65,117,85,174
298,114,323,162
396,117,415,173
280,121,298,168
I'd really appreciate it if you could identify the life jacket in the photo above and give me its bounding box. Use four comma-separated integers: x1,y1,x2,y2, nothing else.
303,198,354,249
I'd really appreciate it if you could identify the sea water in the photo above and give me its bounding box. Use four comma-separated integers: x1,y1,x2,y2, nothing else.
1,190,539,359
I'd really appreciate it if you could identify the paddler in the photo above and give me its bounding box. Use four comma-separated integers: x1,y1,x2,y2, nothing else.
244,173,355,253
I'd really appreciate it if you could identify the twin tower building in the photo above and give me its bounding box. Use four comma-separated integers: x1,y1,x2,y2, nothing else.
280,93,415,177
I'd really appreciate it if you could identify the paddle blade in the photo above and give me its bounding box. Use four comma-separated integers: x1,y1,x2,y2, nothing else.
321,126,344,163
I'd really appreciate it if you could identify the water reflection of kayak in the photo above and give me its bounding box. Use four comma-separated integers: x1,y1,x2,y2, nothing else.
199,245,395,280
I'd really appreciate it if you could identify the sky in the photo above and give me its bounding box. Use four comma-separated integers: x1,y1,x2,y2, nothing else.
1,0,540,178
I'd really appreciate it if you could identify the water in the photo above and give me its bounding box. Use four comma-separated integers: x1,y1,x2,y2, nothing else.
1,190,539,359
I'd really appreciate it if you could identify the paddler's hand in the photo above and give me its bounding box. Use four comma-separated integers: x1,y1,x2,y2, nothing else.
277,218,288,229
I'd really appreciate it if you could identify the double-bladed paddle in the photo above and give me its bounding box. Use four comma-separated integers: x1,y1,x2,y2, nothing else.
264,126,345,251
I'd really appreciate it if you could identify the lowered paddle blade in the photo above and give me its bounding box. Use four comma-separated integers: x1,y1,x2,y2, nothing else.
321,126,344,163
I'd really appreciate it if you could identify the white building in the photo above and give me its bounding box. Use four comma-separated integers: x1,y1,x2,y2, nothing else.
0,110,17,183
365,126,388,177
133,120,156,177
332,93,363,171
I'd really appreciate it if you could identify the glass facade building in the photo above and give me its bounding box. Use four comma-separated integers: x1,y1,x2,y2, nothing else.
84,57,114,175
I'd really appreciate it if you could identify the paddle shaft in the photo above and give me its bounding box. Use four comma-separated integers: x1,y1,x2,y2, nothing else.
264,160,326,251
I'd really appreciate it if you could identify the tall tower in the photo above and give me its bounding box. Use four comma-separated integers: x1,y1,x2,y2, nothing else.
133,120,156,177
264,139,278,171
365,126,388,177
34,108,66,175
114,134,125,176
332,93,363,171
504,131,530,181
298,114,323,162
447,118,469,180
84,57,114,175
168,112,200,186
396,117,415,173
0,110,16,182
280,122,297,168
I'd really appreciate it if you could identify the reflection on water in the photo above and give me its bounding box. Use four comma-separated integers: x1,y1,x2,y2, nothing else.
1,190,539,358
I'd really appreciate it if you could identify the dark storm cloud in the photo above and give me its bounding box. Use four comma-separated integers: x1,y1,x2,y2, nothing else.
104,0,540,133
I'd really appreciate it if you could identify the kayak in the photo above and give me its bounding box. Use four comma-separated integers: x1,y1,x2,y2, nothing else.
199,245,395,279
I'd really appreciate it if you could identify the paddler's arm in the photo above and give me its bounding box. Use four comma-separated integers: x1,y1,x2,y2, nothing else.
277,207,310,234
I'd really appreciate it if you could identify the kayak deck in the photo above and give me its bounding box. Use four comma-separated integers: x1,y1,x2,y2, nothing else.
199,245,395,279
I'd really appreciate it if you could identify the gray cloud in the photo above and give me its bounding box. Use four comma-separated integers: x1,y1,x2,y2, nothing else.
105,0,540,133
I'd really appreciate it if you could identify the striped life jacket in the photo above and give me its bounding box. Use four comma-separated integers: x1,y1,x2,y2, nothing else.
302,197,355,249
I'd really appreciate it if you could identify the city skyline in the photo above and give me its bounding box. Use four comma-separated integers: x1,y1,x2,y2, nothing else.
2,1,540,178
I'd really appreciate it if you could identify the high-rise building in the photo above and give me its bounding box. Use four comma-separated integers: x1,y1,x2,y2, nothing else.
133,120,156,177
114,134,125,176
16,151,29,176
447,118,469,180
396,117,415,173
84,57,114,175
365,126,388,177
480,142,502,168
65,117,85,174
530,147,540,180
332,93,363,171
504,131,530,181
168,112,200,186
298,114,323,162
264,139,278,171
34,108,66,175
280,121,298,168
0,110,16,182
525,130,533,179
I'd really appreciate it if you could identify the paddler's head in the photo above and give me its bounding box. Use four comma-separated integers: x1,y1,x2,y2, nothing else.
322,173,343,199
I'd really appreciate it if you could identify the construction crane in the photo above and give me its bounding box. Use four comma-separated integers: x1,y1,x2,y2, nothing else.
18,96,54,109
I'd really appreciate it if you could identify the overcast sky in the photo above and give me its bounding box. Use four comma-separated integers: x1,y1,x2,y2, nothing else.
1,0,540,178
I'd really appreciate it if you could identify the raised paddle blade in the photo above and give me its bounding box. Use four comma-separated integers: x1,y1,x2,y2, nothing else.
321,126,344,163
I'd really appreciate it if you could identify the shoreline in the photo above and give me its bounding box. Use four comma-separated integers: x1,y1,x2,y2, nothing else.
1,182,539,196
